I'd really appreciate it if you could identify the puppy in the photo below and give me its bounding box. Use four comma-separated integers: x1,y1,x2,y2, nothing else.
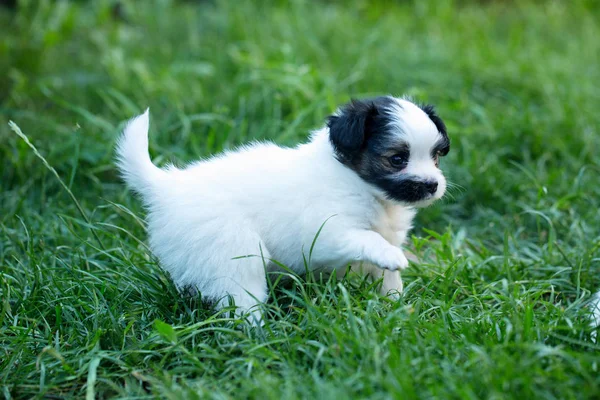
116,96,450,321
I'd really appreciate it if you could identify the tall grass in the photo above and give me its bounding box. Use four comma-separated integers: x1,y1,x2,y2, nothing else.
1,0,599,398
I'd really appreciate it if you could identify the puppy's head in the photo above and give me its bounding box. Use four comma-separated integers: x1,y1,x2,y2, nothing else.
327,96,450,207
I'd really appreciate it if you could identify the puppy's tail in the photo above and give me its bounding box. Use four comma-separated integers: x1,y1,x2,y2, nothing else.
115,109,166,196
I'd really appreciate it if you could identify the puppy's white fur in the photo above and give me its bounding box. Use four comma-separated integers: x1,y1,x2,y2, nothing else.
116,97,447,319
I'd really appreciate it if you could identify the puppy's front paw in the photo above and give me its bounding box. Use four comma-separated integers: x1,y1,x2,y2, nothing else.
378,247,409,271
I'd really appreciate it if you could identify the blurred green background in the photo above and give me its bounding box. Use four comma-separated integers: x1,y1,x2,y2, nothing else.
1,0,599,398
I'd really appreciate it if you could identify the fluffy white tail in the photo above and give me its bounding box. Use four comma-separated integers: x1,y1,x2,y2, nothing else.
115,109,165,196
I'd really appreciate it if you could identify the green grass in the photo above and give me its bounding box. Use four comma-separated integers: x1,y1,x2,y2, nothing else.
1,0,600,398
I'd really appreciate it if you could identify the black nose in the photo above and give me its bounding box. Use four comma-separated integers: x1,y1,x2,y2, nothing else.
424,181,438,195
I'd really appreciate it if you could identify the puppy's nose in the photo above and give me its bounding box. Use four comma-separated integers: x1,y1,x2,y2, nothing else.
424,181,438,195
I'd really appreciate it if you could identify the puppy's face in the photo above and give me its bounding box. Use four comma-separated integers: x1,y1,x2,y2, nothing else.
327,96,450,207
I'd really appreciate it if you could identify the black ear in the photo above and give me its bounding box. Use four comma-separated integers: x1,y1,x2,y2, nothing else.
327,99,378,161
419,104,447,136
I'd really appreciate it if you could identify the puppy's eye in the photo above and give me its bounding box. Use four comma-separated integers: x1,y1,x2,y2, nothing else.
389,153,408,168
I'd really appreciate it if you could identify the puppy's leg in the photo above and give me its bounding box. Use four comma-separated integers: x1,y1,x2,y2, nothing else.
370,227,411,297
213,247,270,324
349,230,409,271
345,228,407,298
370,268,404,298
370,227,411,298
172,227,270,324
214,266,268,324
313,229,408,271
356,262,403,298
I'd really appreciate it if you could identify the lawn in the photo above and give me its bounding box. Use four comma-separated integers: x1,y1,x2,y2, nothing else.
1,0,599,398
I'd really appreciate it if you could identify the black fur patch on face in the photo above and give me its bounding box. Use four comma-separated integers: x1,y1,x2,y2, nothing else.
356,149,441,203
327,97,446,203
327,96,396,164
369,176,439,202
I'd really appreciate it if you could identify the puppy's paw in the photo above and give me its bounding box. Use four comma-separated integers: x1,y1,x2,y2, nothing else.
378,247,409,271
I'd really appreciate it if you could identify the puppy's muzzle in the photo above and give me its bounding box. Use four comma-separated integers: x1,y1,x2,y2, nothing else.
396,179,440,202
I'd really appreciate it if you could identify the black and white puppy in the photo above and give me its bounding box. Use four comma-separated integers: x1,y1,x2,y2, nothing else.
116,96,450,321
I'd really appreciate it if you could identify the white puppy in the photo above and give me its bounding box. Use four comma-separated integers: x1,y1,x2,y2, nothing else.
116,96,450,320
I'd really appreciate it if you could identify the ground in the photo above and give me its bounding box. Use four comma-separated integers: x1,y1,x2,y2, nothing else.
1,0,599,399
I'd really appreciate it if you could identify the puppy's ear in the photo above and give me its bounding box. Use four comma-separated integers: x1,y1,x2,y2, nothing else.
419,104,447,136
327,99,378,160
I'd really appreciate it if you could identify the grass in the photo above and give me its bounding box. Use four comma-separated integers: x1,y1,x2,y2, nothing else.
1,0,600,398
